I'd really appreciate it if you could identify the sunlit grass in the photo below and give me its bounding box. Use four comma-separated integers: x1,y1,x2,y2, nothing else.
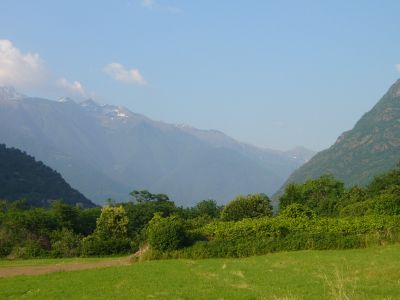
1,245,399,299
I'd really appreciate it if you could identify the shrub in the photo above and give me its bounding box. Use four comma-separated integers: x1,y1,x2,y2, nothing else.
147,213,187,251
81,235,132,256
340,200,375,217
279,203,316,219
279,175,345,216
221,193,272,221
123,197,178,236
153,214,400,260
0,228,13,257
95,206,129,239
9,239,46,259
193,199,221,218
80,206,133,256
373,194,400,215
50,228,82,257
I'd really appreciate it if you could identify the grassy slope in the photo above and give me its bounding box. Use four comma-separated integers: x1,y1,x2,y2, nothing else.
1,245,400,299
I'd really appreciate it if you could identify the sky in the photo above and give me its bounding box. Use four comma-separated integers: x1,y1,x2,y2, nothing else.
1,0,400,151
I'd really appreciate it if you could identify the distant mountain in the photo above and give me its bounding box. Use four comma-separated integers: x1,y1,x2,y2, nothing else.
0,87,314,205
0,144,95,207
278,79,400,198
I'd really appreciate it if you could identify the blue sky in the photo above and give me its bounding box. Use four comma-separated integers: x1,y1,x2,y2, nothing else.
1,0,400,151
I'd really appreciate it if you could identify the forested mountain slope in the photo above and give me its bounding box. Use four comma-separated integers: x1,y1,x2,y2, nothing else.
0,144,95,207
280,79,400,192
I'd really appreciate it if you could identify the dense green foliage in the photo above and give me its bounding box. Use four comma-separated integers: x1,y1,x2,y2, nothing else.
1,163,400,260
279,166,400,218
0,144,94,207
279,203,316,219
279,175,344,216
145,167,400,260
122,191,178,237
221,193,272,221
147,213,187,251
150,215,400,259
0,200,101,258
81,206,132,256
281,79,400,194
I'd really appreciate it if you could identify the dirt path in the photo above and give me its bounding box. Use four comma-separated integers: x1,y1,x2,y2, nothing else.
0,256,133,278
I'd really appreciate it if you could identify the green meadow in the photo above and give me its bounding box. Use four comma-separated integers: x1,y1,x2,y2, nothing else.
1,245,400,300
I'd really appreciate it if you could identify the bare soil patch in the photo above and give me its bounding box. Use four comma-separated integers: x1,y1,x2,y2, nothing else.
0,256,133,278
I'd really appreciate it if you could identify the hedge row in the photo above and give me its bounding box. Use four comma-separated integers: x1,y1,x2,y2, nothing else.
146,215,400,259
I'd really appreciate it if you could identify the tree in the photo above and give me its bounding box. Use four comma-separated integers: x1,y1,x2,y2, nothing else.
279,183,304,210
147,213,186,251
367,163,400,197
221,193,273,221
279,203,315,219
123,197,177,236
194,199,221,218
373,192,400,215
340,186,367,206
279,175,345,216
94,206,129,239
51,201,78,231
81,206,131,256
130,190,170,203
76,207,101,235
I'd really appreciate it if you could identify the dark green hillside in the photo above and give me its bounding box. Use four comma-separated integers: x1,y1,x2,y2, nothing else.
0,144,95,207
281,79,400,191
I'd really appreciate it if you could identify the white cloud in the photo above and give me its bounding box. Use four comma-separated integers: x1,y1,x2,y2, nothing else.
396,64,400,73
0,39,47,87
0,39,93,99
56,78,89,97
104,63,147,85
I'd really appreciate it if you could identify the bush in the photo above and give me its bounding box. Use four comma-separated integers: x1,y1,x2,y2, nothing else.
279,175,345,216
152,214,400,260
0,227,14,257
373,194,400,215
279,203,315,219
95,206,129,239
340,199,375,217
147,214,187,251
221,193,272,221
9,239,46,259
50,228,82,257
81,235,132,256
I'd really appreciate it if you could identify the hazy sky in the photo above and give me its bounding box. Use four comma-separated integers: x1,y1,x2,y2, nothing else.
1,0,400,151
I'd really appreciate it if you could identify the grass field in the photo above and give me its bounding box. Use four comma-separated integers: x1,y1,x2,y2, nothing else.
1,245,400,299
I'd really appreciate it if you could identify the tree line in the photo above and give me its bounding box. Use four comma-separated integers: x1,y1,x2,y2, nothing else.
1,163,400,259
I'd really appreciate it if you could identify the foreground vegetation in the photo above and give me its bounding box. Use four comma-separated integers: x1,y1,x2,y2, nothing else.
1,164,400,260
1,245,400,299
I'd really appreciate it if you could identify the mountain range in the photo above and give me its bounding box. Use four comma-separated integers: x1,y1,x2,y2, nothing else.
279,79,400,196
0,86,314,206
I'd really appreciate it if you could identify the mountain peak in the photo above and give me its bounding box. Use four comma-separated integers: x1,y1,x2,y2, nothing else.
58,97,76,103
387,78,400,97
80,98,100,107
